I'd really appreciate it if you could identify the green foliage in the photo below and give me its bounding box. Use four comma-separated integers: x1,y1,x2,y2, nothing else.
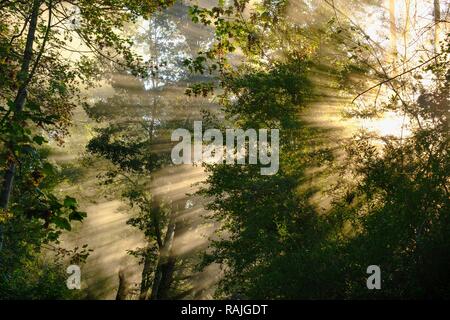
0,0,173,299
191,0,333,299
1,0,446,300
0,256,81,300
190,0,450,299
333,56,450,298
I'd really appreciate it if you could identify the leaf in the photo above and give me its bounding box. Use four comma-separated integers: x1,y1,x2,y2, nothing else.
54,217,72,231
63,196,78,209
42,162,55,175
33,135,47,145
46,231,61,242
27,101,41,111
69,211,87,222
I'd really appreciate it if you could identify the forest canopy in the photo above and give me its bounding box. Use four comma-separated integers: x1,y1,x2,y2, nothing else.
0,0,449,300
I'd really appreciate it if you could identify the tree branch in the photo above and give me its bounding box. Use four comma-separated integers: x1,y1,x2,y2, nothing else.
352,53,445,103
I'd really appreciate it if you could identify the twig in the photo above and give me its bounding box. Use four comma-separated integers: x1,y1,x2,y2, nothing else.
352,53,444,103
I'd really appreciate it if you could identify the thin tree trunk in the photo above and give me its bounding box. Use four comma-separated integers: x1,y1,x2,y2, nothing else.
150,220,176,300
0,0,41,252
403,0,411,66
153,205,163,249
389,0,398,73
149,15,160,144
157,252,177,299
0,0,41,209
434,0,441,54
139,246,155,300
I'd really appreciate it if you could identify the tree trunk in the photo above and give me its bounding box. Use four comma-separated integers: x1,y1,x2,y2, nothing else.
138,199,165,299
0,0,41,252
403,0,411,66
116,270,130,300
0,0,41,209
150,220,176,300
153,206,163,249
434,0,441,54
389,0,398,72
139,247,155,300
156,253,177,299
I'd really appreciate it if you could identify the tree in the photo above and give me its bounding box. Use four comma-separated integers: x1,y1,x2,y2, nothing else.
321,0,450,298
188,0,338,298
188,0,450,299
85,8,204,300
1,0,41,210
1,0,173,209
434,0,441,53
389,0,398,72
0,0,174,298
